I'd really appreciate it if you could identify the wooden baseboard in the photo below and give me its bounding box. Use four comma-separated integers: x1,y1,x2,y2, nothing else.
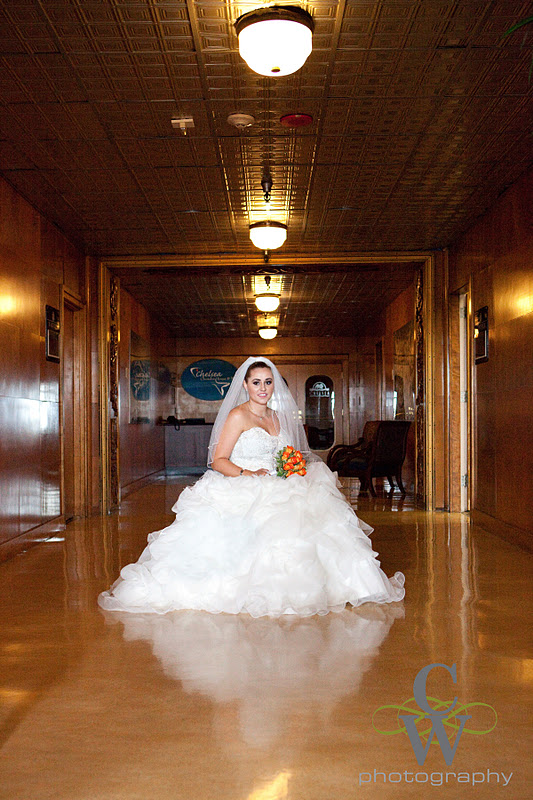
471,508,532,553
0,516,66,563
120,469,167,499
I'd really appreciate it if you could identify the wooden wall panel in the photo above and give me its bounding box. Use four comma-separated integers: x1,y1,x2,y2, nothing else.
449,167,533,539
0,175,89,558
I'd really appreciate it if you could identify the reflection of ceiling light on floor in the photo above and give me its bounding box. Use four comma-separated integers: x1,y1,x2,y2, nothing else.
33,537,65,543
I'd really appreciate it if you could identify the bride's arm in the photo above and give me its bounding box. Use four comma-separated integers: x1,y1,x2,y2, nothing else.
210,409,267,477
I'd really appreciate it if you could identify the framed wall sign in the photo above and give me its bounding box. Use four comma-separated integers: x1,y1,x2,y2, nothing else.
130,331,151,423
181,359,236,401
45,305,60,362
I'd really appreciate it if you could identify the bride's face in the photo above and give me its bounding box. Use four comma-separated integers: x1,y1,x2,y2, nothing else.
244,368,274,405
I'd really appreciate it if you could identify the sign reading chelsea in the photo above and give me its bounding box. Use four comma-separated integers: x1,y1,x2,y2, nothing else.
181,359,237,401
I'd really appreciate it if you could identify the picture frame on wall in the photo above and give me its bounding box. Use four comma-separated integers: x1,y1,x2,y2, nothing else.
130,330,151,423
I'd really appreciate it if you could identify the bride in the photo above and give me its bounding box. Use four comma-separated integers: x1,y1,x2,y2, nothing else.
98,357,405,617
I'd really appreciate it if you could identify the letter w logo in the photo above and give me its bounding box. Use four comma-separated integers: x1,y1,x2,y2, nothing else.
401,663,471,766
400,710,471,766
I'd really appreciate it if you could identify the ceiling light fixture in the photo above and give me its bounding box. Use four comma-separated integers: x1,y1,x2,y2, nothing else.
249,221,287,251
255,276,280,312
226,112,256,130
234,5,314,77
258,326,278,340
255,294,280,312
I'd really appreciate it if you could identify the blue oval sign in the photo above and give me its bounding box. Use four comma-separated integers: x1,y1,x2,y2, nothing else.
181,359,237,401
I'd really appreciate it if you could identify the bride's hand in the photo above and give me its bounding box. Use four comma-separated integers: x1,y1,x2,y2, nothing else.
244,468,269,477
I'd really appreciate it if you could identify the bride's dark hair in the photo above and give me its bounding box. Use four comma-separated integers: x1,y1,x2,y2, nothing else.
244,361,273,381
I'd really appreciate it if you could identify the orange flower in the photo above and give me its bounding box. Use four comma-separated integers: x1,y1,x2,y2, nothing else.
294,451,302,459
283,463,291,471
298,468,307,475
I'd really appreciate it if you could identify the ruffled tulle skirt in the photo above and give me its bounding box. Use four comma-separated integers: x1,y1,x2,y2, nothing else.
98,462,405,618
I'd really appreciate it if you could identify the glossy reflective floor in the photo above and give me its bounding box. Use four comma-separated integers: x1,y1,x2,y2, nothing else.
1,477,531,800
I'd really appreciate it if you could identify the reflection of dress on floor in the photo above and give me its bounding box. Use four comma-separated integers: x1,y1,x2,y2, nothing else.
98,425,405,618
103,605,403,748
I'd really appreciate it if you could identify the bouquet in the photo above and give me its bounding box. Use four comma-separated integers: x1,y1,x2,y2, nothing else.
275,446,307,478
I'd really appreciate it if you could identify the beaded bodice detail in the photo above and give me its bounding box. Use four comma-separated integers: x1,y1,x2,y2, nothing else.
230,427,285,472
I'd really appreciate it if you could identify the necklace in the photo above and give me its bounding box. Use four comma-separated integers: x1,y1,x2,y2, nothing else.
248,401,268,420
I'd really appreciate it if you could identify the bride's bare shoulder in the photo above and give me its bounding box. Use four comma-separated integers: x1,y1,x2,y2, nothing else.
229,403,249,416
226,404,249,424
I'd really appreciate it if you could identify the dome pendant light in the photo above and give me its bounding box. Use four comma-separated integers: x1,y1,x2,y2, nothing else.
234,5,314,77
249,221,287,251
258,326,278,340
255,275,280,312
255,294,280,312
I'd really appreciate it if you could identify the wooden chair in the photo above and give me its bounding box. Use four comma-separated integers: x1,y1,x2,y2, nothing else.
327,420,411,496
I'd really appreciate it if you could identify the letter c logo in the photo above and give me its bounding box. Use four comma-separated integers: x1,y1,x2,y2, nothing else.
413,663,458,717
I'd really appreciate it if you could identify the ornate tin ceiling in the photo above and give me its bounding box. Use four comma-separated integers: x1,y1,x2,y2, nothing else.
0,1,530,337
0,0,530,259
114,260,421,336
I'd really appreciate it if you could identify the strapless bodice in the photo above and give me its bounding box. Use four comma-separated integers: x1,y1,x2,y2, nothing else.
230,426,284,472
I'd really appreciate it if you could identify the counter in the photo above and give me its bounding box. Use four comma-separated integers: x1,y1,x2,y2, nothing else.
164,424,214,473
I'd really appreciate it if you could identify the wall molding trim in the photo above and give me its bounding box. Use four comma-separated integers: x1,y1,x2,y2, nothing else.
472,509,532,553
0,517,66,563
121,470,168,499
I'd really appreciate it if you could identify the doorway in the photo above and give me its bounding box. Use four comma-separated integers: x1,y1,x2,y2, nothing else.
458,292,470,512
61,293,88,521
448,288,471,512
276,362,346,461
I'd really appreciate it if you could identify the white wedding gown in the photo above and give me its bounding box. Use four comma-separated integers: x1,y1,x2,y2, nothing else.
98,427,405,617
